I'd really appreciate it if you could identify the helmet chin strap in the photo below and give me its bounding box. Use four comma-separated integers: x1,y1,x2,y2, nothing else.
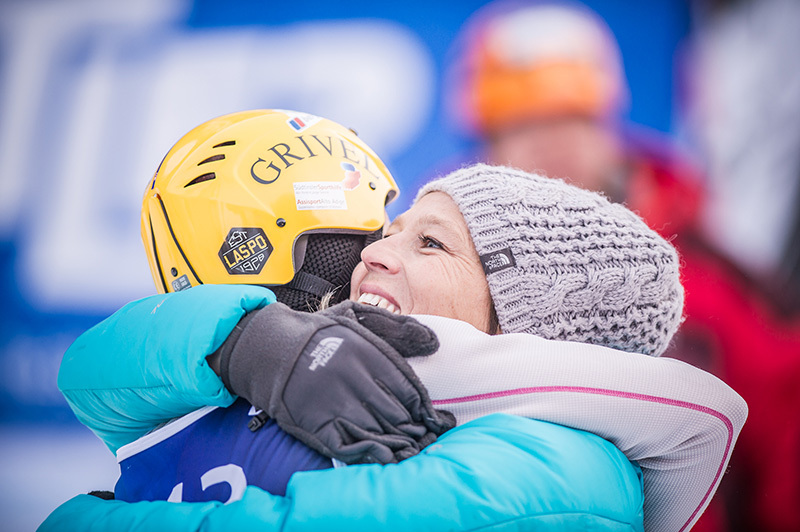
283,270,337,299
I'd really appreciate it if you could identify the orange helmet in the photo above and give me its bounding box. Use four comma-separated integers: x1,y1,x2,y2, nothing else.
449,1,629,134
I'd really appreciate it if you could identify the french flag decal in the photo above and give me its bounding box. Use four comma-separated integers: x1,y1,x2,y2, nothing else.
288,117,306,131
283,111,321,132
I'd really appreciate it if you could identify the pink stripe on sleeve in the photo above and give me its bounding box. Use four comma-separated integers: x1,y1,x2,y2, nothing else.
433,386,734,532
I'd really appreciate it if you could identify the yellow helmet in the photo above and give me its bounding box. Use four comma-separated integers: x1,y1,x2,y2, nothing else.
142,109,399,308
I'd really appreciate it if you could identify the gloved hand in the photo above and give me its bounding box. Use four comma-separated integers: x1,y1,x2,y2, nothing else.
210,300,456,464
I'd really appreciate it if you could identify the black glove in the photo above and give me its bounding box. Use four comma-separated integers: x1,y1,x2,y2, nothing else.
212,300,456,464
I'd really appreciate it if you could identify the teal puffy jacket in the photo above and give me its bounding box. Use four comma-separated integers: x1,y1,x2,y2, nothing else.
41,414,643,531
50,285,644,531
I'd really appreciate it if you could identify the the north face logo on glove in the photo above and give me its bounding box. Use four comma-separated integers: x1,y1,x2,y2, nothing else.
307,337,344,371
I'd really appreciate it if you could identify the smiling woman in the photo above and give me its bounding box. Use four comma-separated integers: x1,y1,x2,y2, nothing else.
356,163,684,357
345,163,742,532
353,191,495,334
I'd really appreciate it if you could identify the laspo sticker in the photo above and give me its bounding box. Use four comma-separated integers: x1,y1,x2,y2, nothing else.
218,228,272,275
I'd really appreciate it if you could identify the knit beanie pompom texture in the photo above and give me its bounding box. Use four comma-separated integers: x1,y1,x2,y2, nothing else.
416,163,684,357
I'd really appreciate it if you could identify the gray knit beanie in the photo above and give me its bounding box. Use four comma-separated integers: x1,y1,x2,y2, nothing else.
415,163,684,357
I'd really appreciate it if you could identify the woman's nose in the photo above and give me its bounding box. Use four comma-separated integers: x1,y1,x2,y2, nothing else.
360,237,400,274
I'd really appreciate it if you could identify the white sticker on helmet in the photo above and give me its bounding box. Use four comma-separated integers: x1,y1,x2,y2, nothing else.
293,182,347,210
279,111,322,132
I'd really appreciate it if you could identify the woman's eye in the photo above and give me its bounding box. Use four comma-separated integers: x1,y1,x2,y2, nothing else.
419,235,444,249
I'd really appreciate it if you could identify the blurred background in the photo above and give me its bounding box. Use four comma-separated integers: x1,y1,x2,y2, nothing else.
1,0,798,530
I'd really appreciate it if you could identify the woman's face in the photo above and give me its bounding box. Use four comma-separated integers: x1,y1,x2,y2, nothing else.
350,192,494,333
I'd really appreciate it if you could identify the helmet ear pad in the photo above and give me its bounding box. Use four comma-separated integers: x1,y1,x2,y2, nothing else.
270,230,382,312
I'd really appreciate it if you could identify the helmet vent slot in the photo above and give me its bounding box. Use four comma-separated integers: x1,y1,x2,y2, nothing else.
198,154,225,165
184,172,216,187
213,140,236,148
